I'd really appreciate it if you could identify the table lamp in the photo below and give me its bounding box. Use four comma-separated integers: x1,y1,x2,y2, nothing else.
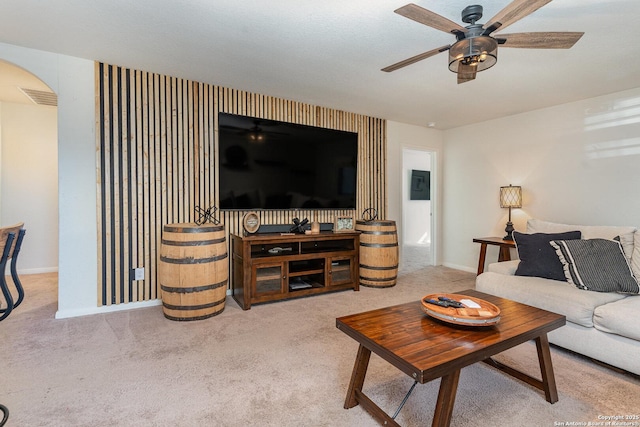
500,185,522,241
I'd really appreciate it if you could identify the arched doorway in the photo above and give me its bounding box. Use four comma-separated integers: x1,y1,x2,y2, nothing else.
0,60,58,277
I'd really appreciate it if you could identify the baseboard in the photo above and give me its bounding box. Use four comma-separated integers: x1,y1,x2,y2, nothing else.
442,262,476,274
22,267,59,275
55,299,162,319
55,289,235,319
4,266,58,275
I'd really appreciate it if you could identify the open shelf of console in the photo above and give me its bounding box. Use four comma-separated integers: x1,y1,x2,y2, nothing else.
231,231,360,310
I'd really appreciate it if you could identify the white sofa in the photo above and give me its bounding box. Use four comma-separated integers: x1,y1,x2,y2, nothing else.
476,219,640,376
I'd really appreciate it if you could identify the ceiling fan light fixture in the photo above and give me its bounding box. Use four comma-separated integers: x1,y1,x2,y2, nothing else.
248,132,265,143
448,36,498,73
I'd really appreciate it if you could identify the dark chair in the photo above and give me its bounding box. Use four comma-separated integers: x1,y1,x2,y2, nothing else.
0,224,26,425
0,222,26,322
0,403,8,427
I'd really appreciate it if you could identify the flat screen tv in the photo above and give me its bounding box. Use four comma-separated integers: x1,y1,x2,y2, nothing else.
218,113,358,210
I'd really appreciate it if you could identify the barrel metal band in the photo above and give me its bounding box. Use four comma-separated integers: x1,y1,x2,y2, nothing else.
164,225,223,233
161,237,226,246
360,242,398,248
356,220,395,226
161,279,227,294
359,264,399,270
359,230,397,235
163,310,223,321
160,252,228,264
162,297,226,311
360,275,398,282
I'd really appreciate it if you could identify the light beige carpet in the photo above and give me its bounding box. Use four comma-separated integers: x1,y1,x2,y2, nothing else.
2,266,639,426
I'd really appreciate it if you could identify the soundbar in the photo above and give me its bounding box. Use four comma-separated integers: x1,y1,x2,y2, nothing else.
255,223,333,234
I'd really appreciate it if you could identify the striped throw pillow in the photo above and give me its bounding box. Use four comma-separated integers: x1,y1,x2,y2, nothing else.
550,238,640,294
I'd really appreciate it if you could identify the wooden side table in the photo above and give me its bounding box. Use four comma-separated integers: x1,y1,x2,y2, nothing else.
473,237,516,275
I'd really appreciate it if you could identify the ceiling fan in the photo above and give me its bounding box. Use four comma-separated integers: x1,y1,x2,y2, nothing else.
382,0,584,84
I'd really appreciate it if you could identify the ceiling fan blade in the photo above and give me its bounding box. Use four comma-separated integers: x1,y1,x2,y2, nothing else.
381,45,450,73
457,63,476,84
484,0,552,33
498,32,584,49
395,3,466,35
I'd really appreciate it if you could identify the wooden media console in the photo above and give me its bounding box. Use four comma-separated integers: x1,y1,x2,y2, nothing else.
231,231,360,310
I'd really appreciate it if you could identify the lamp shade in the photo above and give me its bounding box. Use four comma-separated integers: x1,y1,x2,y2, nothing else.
500,185,522,208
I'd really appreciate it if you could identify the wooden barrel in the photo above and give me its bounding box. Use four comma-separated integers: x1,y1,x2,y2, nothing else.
158,223,228,321
355,220,399,288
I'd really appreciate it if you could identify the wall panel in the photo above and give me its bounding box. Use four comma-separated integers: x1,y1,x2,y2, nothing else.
96,62,387,306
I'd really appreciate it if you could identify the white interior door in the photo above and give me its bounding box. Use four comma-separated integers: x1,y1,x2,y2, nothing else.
401,148,433,270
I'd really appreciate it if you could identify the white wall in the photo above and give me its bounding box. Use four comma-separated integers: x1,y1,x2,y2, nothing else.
402,149,431,245
0,42,98,318
0,102,58,273
3,40,639,315
442,87,640,272
387,121,443,264
0,42,449,318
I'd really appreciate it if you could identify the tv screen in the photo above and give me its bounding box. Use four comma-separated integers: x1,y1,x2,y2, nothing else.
218,113,358,210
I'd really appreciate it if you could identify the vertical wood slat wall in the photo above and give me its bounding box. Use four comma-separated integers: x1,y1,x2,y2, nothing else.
96,62,387,306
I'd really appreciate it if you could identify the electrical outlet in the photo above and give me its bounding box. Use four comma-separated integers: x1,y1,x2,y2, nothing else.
134,267,145,281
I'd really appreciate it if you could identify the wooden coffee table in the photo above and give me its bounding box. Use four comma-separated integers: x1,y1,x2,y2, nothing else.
336,289,566,427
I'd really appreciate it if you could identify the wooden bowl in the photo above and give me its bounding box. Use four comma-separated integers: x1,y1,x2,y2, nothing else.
420,293,501,326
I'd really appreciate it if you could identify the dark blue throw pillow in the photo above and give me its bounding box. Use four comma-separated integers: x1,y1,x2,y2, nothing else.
513,230,582,281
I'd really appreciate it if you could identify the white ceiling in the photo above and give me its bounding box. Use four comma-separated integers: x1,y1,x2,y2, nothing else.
1,0,639,129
